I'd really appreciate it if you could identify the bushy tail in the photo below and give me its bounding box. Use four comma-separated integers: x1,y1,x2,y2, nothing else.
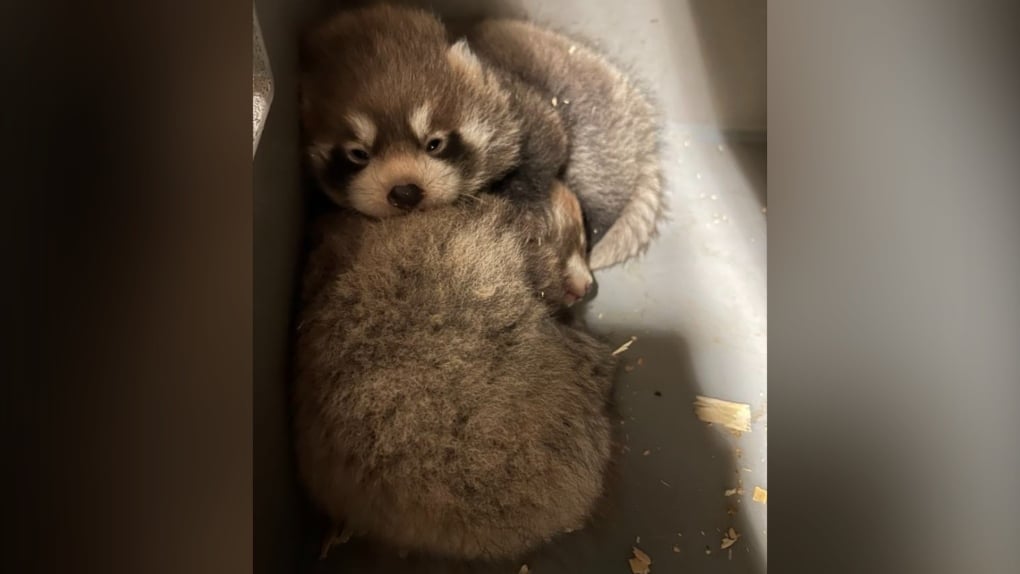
588,160,664,270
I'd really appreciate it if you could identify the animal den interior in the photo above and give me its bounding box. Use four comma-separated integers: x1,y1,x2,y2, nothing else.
253,1,766,573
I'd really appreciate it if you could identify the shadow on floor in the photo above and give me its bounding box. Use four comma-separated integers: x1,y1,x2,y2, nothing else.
304,329,764,574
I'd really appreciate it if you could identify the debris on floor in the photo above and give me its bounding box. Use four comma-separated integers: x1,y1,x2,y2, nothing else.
629,547,652,574
612,336,637,356
693,395,751,433
752,486,768,504
720,527,741,549
724,487,743,497
642,449,651,456
672,546,680,553
518,565,529,574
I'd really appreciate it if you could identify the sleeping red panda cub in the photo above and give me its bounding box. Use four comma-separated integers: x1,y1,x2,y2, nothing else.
294,182,614,560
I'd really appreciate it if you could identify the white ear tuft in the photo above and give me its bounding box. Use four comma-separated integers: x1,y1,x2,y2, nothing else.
447,39,484,79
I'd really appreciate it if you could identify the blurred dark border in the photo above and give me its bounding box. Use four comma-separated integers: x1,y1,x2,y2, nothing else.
2,1,253,573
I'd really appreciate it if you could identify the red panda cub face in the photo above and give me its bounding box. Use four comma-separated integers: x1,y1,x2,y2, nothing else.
300,6,520,218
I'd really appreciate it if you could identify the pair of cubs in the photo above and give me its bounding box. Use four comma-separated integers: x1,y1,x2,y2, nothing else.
295,3,662,561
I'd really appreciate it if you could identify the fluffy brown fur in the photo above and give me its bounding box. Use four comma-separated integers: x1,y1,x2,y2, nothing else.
294,187,614,560
465,19,664,270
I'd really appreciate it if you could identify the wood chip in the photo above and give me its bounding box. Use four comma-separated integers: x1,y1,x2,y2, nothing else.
551,96,558,107
720,528,741,549
672,545,680,553
629,547,652,574
752,486,768,504
612,336,637,356
568,44,577,55
693,396,751,433
518,565,529,574
724,488,739,497
642,449,651,456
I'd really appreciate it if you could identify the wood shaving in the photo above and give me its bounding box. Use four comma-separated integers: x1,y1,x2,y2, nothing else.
629,547,652,574
551,96,558,107
612,336,637,356
752,486,768,504
660,480,671,487
720,528,741,550
568,44,577,55
672,546,680,553
642,449,651,456
693,396,751,433
518,565,529,574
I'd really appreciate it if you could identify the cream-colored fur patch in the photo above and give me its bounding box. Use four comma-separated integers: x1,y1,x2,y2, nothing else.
345,112,376,146
346,152,463,218
447,40,484,84
459,115,493,150
408,103,432,142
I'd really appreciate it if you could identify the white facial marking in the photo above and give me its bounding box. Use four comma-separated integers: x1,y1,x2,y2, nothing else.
345,112,376,146
408,103,432,141
459,116,492,149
